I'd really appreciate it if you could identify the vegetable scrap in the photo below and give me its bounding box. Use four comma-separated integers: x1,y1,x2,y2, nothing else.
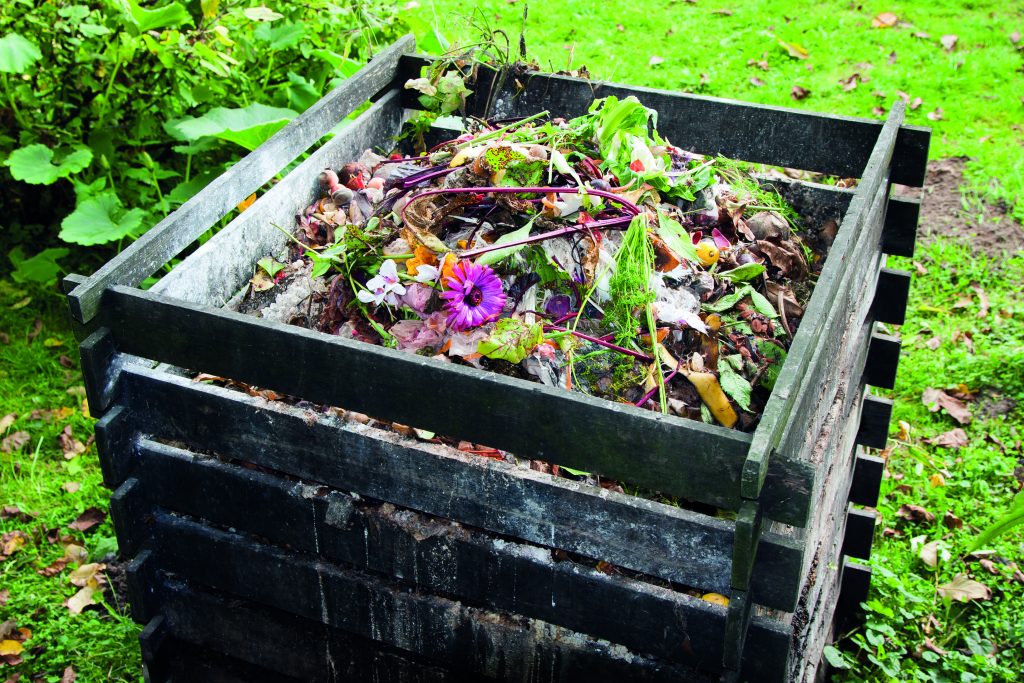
248,94,831,432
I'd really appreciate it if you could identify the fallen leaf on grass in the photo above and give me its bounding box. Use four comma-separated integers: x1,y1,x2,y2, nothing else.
0,531,29,560
929,472,946,487
872,12,899,28
971,282,989,318
922,388,972,424
778,39,808,59
66,584,101,615
62,482,81,494
895,420,911,441
712,8,733,16
0,589,8,606
1011,31,1021,44
897,504,936,524
937,574,990,602
747,57,770,70
648,55,664,67
58,426,86,460
927,428,968,449
27,319,42,343
61,666,76,683
0,413,15,431
940,34,958,52
1,431,30,453
750,77,764,87
918,539,949,568
913,31,931,39
910,97,922,110
68,507,106,533
790,85,811,100
943,511,963,529
926,336,941,350
927,108,944,121
0,640,23,656
921,637,948,656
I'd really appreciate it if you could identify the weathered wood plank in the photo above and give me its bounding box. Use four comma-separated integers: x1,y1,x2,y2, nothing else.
153,90,411,309
100,287,765,513
397,56,930,187
863,330,901,389
142,635,302,683
154,578,456,683
148,514,717,683
742,102,903,505
67,36,416,324
78,327,120,418
856,394,893,450
849,452,885,507
115,440,790,675
841,506,877,560
882,195,921,257
835,558,873,632
872,268,912,326
112,364,802,610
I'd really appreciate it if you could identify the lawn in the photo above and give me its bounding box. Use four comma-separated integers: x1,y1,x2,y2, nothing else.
2,1,1022,681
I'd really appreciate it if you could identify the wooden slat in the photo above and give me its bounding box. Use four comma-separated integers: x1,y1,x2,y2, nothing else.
863,331,901,389
856,394,893,450
872,268,912,326
113,441,790,675
99,287,769,513
849,453,885,507
835,558,872,630
112,365,802,610
841,506,877,560
142,635,302,683
148,515,715,683
153,578,455,683
742,101,904,508
78,327,120,418
397,56,929,187
153,90,411,309
882,195,921,257
67,35,416,324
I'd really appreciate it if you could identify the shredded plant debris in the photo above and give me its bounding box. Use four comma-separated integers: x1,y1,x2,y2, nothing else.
243,94,831,433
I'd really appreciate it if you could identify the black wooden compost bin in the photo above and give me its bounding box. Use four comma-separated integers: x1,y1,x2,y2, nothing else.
66,35,929,683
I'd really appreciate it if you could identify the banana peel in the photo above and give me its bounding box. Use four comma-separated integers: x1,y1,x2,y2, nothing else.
654,343,738,428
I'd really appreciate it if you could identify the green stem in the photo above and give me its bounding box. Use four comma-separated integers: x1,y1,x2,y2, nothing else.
1,73,28,128
261,52,276,91
456,109,550,150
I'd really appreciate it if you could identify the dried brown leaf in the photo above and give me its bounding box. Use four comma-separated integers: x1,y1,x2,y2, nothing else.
927,428,968,449
67,507,106,533
922,388,972,424
0,413,15,432
971,282,990,318
1,431,30,453
910,96,923,110
940,34,958,52
712,8,733,15
927,107,944,121
897,504,936,524
872,12,899,28
943,511,963,530
1011,31,1021,45
937,574,990,602
648,55,665,67
750,76,764,87
62,482,81,494
778,39,808,59
919,540,941,568
27,318,42,343
926,336,941,350
61,666,76,683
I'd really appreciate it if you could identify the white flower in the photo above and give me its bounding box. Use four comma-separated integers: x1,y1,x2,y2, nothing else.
356,259,407,307
413,264,440,283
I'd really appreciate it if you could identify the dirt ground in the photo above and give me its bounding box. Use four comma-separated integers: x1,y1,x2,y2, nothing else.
901,157,1024,257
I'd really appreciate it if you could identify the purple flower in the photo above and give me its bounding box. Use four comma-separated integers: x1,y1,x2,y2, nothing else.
440,261,506,331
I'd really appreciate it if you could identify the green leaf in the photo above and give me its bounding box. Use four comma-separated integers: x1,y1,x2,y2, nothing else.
703,285,750,313
757,341,787,391
475,219,536,266
718,362,752,412
477,318,544,364
822,646,850,670
968,491,1024,552
116,0,193,32
59,192,147,245
167,169,220,206
8,247,69,284
243,6,283,21
311,49,363,77
254,22,304,50
165,103,298,151
257,257,285,277
655,209,700,264
720,263,766,282
560,466,592,477
749,289,778,318
5,144,93,185
0,33,42,73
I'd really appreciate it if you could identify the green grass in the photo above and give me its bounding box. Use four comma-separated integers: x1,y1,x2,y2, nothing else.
406,0,1024,219
0,282,141,681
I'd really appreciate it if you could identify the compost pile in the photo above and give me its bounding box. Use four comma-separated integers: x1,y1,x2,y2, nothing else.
257,96,824,431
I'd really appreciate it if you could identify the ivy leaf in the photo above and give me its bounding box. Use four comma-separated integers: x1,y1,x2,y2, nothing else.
477,319,544,364
720,263,766,282
822,646,850,670
257,257,285,277
59,193,147,246
5,144,93,185
718,362,752,411
757,341,787,390
115,0,193,32
0,33,42,73
749,289,779,318
165,103,298,151
655,209,700,264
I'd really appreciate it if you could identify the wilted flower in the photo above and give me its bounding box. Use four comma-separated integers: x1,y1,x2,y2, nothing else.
440,261,506,330
357,259,406,307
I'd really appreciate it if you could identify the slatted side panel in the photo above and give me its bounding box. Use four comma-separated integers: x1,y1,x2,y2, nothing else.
152,90,411,309
106,438,791,677
100,364,803,611
95,286,820,522
396,56,930,187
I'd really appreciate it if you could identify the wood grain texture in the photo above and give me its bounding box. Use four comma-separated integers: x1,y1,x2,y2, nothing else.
147,515,718,683
112,365,803,611
397,56,930,187
111,438,789,676
152,90,411,309
67,36,416,324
